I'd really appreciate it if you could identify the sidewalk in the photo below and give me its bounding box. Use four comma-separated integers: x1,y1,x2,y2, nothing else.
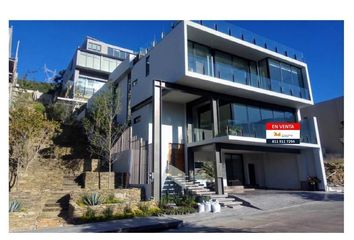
25,217,183,233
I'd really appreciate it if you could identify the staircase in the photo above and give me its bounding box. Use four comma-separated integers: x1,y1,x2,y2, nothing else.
36,175,83,229
170,175,242,208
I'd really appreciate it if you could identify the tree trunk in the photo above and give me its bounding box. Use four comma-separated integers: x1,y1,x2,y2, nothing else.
108,118,112,189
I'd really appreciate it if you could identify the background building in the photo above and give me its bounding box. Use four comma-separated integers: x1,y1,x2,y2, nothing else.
60,36,135,103
301,96,344,158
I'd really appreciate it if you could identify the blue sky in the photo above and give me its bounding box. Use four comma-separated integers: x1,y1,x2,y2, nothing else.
9,20,343,103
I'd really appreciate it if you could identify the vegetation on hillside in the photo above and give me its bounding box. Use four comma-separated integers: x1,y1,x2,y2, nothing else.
82,82,126,177
17,79,55,93
9,93,60,191
324,158,344,186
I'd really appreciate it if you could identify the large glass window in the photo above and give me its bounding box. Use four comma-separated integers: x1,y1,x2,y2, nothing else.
188,42,213,76
233,56,249,84
215,51,233,81
268,59,282,93
187,40,309,100
248,106,263,137
231,103,249,136
108,47,129,59
273,110,285,122
215,100,296,139
75,76,105,99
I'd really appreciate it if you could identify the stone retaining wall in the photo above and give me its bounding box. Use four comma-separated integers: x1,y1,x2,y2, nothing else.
83,172,115,190
68,188,143,221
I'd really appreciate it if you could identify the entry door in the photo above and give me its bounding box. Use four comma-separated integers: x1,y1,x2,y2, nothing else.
225,154,244,186
248,163,256,186
169,143,185,172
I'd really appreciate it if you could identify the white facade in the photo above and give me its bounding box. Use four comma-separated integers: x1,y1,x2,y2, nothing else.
107,21,327,199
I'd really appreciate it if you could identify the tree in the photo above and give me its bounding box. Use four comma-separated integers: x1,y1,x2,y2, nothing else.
82,82,125,188
9,94,60,191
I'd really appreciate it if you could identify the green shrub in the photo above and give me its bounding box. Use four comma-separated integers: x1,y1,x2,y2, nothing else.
82,207,96,222
82,193,101,206
9,200,22,212
103,194,124,204
102,207,113,219
161,206,196,215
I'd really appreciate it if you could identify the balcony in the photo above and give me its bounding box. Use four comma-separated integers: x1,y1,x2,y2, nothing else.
219,118,317,144
189,117,318,145
188,42,310,101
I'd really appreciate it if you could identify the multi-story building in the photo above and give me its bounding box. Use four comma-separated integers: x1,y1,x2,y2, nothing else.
301,96,344,158
107,21,327,200
60,36,134,103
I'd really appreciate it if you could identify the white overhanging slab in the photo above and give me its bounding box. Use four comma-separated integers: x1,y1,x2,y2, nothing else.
187,135,320,150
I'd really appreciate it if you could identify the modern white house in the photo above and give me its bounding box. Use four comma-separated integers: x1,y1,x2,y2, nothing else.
107,21,327,200
60,36,134,103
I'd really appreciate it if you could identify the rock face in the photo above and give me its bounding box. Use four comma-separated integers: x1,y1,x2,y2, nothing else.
325,158,344,186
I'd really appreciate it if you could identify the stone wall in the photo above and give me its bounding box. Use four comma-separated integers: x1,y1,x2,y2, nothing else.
68,188,143,221
83,172,116,190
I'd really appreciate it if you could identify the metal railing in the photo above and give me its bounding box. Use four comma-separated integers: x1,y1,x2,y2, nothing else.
193,20,304,62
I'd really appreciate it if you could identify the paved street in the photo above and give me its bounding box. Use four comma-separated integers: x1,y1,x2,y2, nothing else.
167,190,344,233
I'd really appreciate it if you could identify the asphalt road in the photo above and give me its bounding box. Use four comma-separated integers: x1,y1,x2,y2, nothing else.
167,190,344,233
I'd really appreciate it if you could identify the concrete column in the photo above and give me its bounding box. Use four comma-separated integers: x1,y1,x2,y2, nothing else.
313,117,328,191
211,98,219,137
214,144,224,195
152,80,162,200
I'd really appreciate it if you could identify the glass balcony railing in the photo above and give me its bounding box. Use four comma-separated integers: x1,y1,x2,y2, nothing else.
218,71,310,100
300,118,318,144
193,127,213,142
215,118,318,144
192,20,304,62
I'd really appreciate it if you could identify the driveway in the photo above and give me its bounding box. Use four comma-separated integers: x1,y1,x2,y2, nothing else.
167,190,344,233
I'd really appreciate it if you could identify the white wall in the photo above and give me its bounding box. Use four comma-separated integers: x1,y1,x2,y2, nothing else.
262,152,300,189
160,101,186,189
131,22,186,107
131,103,152,142
243,153,266,187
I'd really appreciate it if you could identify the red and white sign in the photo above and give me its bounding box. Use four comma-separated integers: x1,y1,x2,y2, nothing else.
266,122,300,144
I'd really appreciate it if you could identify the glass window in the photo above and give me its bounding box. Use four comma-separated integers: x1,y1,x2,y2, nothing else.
284,111,295,122
232,103,249,136
232,56,249,85
101,57,109,72
219,103,231,135
268,59,282,93
77,52,87,67
93,55,100,70
188,42,213,76
88,42,101,52
249,61,259,87
75,76,105,99
109,59,117,72
108,47,114,56
261,108,273,123
273,110,285,122
215,51,233,81
86,53,94,68
258,59,270,90
247,106,263,137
